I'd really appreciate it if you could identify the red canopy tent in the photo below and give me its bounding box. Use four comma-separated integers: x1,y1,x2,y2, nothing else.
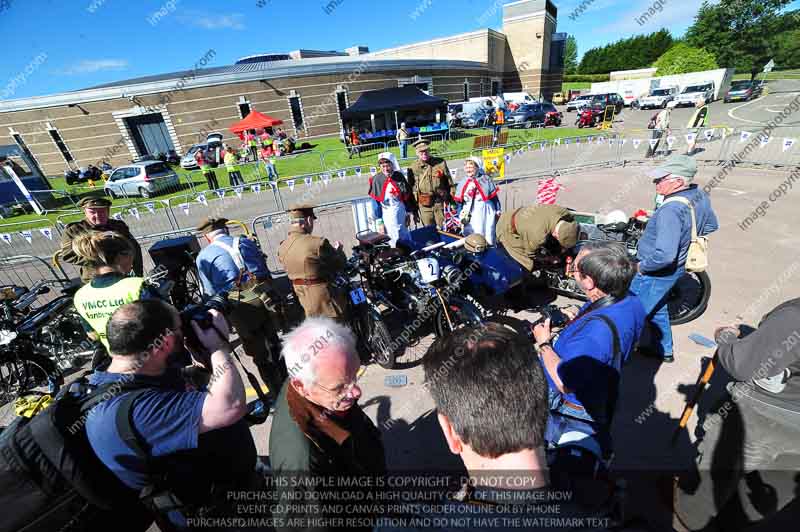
229,111,283,134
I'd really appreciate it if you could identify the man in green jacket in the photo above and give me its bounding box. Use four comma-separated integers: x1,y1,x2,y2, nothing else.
496,204,578,272
269,317,386,532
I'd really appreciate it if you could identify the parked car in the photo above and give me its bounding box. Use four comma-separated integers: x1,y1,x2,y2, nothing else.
463,107,494,128
589,93,625,115
104,161,179,199
552,92,567,105
206,132,224,145
639,87,679,110
566,94,593,112
508,102,560,128
724,80,762,103
674,82,715,107
180,143,207,169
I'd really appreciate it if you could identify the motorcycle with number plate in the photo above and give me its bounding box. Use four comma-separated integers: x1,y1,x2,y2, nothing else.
340,231,484,369
0,282,92,403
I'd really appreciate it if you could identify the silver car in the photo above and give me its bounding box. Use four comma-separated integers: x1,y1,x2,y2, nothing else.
104,161,180,199
180,143,206,169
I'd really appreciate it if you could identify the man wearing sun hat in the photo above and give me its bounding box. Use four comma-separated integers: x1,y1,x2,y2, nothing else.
630,154,718,363
59,196,143,283
278,204,348,320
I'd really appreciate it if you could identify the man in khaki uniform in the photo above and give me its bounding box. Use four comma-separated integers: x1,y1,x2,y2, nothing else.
59,196,143,283
277,204,348,320
496,204,579,272
406,139,455,228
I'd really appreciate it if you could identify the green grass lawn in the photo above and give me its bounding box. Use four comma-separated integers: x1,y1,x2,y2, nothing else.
5,126,602,229
562,81,592,92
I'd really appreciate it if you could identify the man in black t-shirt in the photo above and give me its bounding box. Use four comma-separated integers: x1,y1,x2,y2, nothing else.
378,323,617,531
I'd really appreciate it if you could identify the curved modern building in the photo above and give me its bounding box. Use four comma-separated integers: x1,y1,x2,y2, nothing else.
0,0,563,176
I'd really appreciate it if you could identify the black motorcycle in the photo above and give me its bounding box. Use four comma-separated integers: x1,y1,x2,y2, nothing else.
535,217,711,325
341,231,484,369
0,282,92,403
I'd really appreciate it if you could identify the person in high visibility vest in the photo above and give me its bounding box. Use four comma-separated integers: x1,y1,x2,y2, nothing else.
493,106,505,145
195,147,219,190
247,131,259,162
72,231,165,369
223,146,245,187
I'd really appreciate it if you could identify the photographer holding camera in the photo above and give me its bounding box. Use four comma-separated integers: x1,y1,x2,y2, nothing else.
85,299,257,531
532,242,645,468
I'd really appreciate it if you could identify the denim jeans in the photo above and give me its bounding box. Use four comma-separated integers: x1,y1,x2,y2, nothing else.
399,140,408,159
674,386,800,530
629,268,683,357
263,162,278,180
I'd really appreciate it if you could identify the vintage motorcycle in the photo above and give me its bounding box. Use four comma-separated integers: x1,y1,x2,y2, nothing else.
0,281,92,402
339,231,484,369
535,216,712,325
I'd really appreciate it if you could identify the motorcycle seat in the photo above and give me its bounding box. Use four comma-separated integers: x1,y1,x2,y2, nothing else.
357,231,391,248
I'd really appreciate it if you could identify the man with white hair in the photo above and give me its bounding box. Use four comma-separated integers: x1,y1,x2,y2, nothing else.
269,317,386,532
631,155,718,363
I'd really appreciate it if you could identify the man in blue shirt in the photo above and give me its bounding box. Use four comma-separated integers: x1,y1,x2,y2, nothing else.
85,299,256,529
631,155,718,363
533,241,645,462
195,217,286,403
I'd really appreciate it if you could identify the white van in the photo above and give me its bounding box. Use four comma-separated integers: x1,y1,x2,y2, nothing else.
503,92,537,106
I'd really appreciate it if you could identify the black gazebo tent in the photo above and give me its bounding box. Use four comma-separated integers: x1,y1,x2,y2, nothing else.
341,86,448,142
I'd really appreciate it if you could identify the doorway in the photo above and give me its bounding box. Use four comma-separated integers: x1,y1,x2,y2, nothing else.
125,113,175,156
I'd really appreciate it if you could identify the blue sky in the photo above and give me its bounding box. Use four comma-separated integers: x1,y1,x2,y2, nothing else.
1,0,797,100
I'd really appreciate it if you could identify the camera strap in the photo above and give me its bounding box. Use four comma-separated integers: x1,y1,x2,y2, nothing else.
228,348,272,407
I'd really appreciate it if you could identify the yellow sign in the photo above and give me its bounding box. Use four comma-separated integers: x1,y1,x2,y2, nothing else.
598,105,615,130
481,148,505,179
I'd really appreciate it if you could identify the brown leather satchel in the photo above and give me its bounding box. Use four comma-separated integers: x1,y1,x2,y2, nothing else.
418,192,434,208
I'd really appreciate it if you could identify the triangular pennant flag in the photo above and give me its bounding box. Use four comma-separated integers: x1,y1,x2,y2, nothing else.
251,184,262,194
160,199,170,206
20,230,32,244
269,181,277,189
215,189,225,200
527,142,533,151
633,139,641,149
180,203,190,216
783,138,796,152
686,133,696,144
540,142,547,151
620,138,627,146
504,154,512,163
112,212,123,221
451,168,458,179
39,227,53,240
195,193,207,206
287,179,296,191
564,139,570,147
304,176,312,187
649,139,659,149
607,138,615,147
337,170,346,180
759,135,771,148
703,129,714,141
596,137,605,144
322,173,331,186
587,136,594,144
553,138,561,145
128,207,140,220
740,131,752,143
666,136,676,148
355,167,362,178
0,233,11,245
234,186,243,199
369,167,377,177
144,202,155,214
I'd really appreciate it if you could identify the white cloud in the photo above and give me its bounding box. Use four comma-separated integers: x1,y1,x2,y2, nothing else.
60,59,128,75
178,11,245,30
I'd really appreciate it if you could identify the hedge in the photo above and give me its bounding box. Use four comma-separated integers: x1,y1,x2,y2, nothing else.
563,74,611,82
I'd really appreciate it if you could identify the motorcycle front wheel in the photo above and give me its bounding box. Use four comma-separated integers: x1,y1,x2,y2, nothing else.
433,295,484,338
365,314,402,370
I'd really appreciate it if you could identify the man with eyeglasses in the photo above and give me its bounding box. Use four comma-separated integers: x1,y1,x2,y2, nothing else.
269,317,386,532
631,155,718,363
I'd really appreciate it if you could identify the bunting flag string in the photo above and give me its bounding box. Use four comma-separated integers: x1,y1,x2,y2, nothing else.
633,139,641,149
20,230,32,244
112,212,123,221
233,187,244,199
703,129,715,141
759,135,771,148
195,193,208,206
649,139,659,149
355,167,362,178
0,233,11,245
144,202,156,214
180,203,190,216
287,179,296,192
128,207,140,220
215,190,225,200
39,227,53,240
304,176,313,187
783,138,796,152
740,131,752,143
322,173,331,186
451,168,458,179
369,167,377,177
337,170,346,180
251,184,262,194
666,136,676,148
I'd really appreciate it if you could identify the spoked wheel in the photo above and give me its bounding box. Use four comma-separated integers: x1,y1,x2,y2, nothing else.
171,266,204,309
0,355,59,405
433,295,484,338
364,313,403,370
668,271,711,325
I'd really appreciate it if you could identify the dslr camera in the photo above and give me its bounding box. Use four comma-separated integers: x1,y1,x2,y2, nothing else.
535,305,570,329
180,292,230,362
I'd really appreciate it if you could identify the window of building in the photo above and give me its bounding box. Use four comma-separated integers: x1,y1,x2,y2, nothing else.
335,89,349,134
9,131,44,176
463,80,469,101
288,93,305,134
46,123,75,164
491,80,501,96
238,96,252,118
